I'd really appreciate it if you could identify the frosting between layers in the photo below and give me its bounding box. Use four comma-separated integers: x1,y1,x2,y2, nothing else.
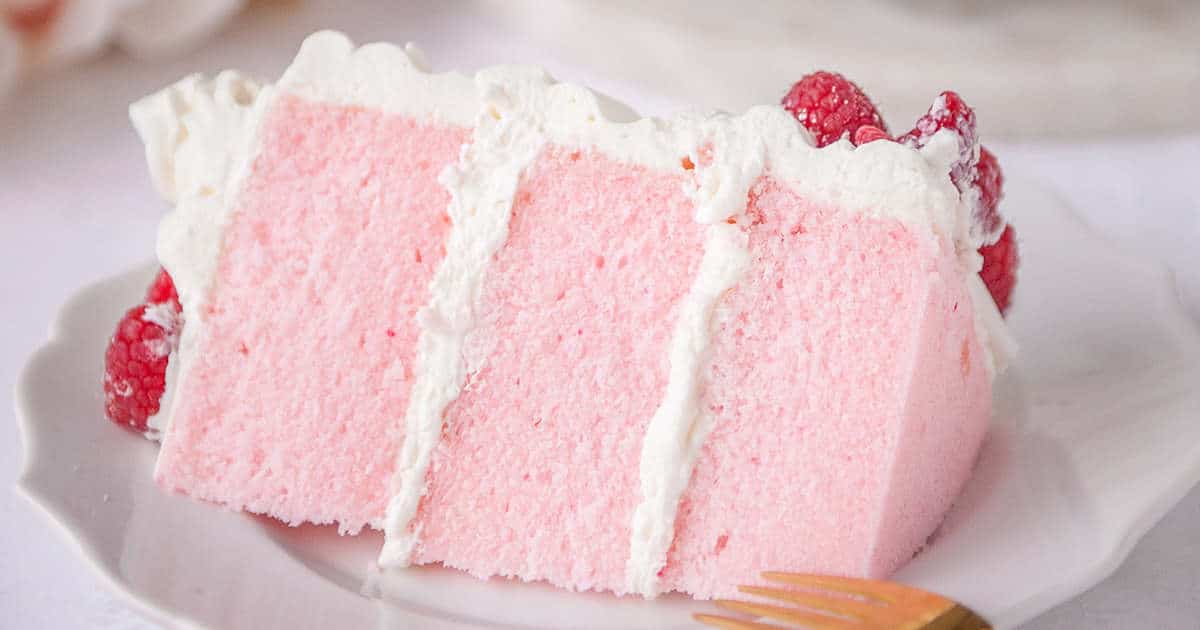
130,31,477,487
626,221,751,596
132,31,1015,595
378,76,542,567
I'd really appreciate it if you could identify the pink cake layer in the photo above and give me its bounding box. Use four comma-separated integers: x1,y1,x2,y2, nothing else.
662,178,991,597
155,97,467,533
412,146,706,593
155,97,991,597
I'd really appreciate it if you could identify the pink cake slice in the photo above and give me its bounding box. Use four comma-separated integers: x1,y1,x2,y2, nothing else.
126,31,1014,599
661,179,991,596
152,94,467,533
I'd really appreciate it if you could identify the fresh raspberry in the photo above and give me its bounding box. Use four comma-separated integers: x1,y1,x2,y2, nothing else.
104,269,182,434
852,125,891,145
979,225,1018,314
898,91,977,193
898,91,1010,246
973,146,1004,245
782,71,887,148
143,267,180,308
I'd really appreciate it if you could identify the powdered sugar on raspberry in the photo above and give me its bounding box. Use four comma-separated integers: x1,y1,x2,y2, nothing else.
898,91,1006,246
973,146,1005,246
141,300,181,339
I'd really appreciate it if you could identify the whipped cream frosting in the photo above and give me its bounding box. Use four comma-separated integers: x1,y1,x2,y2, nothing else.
626,221,750,596
132,31,1015,595
140,300,182,441
276,32,476,126
379,77,541,568
130,69,264,448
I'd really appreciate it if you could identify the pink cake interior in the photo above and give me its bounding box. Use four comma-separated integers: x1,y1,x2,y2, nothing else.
155,97,467,533
661,178,991,597
411,146,706,593
155,96,991,597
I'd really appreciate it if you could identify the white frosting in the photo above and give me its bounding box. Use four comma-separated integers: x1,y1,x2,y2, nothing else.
624,114,766,595
139,300,181,441
130,31,472,344
144,345,178,441
378,75,542,567
968,272,1018,377
277,31,476,126
131,31,1015,593
140,300,179,330
130,69,265,329
128,31,474,482
130,69,266,456
626,222,750,595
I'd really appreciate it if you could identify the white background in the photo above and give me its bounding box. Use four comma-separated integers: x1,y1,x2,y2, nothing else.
2,2,1198,628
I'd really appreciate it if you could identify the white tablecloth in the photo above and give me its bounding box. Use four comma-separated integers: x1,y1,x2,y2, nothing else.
2,2,1197,628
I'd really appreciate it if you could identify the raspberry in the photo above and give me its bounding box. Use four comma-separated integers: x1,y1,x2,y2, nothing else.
144,267,180,307
979,225,1018,314
898,91,977,151
103,269,182,434
898,91,977,193
852,125,891,145
973,146,1004,245
898,91,1009,246
782,71,887,148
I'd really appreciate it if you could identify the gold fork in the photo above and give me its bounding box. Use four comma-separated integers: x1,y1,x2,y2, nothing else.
694,572,992,630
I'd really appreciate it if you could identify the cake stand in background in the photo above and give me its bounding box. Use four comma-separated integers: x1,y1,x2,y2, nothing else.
480,0,1200,140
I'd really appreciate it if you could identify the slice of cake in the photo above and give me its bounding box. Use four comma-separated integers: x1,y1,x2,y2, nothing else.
105,31,1016,599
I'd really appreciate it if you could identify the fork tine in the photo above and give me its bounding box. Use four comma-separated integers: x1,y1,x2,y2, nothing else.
760,571,913,603
693,612,791,630
735,585,883,620
716,599,859,630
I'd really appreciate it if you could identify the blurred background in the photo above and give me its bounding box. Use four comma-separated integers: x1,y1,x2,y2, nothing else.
3,0,1199,135
1,1,1198,629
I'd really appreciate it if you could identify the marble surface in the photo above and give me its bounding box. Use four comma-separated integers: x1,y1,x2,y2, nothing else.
2,2,1197,628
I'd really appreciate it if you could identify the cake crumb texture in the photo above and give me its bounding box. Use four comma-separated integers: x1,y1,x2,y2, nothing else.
662,178,991,597
155,98,468,534
412,145,706,594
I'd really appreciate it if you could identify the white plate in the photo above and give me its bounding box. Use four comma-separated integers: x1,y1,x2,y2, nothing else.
16,179,1200,630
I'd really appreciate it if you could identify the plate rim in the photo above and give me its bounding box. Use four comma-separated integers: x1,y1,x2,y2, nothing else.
14,274,205,630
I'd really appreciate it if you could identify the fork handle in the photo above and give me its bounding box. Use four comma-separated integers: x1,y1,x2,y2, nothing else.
926,604,992,630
